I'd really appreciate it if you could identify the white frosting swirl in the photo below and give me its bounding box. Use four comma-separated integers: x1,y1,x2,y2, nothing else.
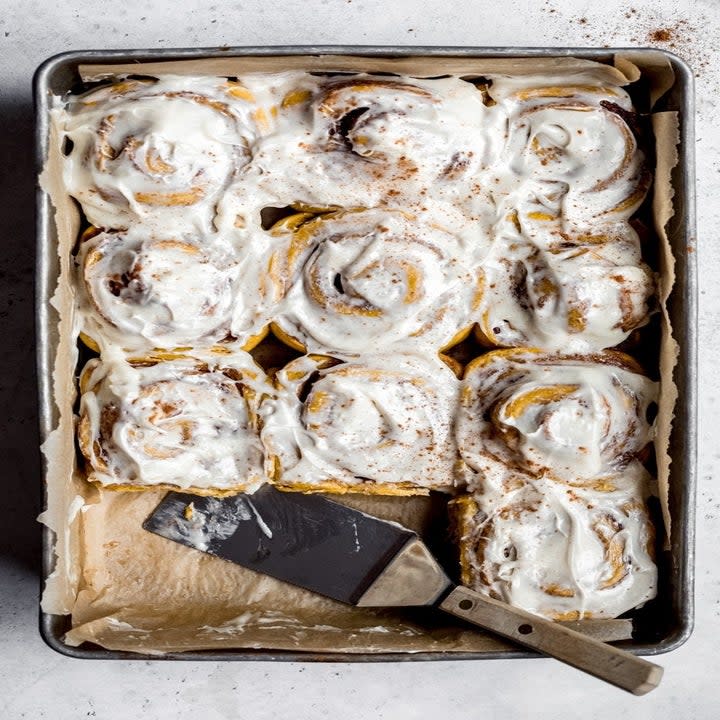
78,354,268,493
77,226,277,353
457,349,658,489
485,77,648,226
79,229,235,350
217,73,495,251
260,354,459,493
268,209,479,353
476,220,655,351
309,77,482,195
456,470,657,620
62,76,262,231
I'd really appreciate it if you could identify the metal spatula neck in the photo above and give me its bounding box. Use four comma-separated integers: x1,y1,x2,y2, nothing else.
356,537,452,607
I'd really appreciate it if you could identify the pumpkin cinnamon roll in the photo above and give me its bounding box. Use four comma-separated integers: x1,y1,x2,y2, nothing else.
314,76,480,184
62,75,264,231
244,75,488,218
77,226,272,353
77,353,269,495
266,208,479,354
451,472,657,620
456,348,658,491
475,219,655,351
491,80,649,224
260,353,459,495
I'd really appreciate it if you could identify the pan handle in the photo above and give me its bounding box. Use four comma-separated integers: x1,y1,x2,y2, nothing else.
439,585,662,695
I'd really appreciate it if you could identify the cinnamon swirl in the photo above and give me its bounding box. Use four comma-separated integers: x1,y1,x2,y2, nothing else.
62,76,264,231
489,79,649,225
452,472,657,620
227,74,493,241
474,218,655,351
310,77,482,195
77,226,273,353
77,353,268,495
260,353,459,495
267,208,480,354
456,348,658,491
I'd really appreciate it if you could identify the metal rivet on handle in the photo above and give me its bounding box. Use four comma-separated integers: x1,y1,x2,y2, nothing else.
518,624,533,635
458,599,473,610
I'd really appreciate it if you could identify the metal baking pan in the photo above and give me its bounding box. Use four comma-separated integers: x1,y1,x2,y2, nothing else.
34,46,697,661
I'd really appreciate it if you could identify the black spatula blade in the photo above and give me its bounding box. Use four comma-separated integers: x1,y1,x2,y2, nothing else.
143,485,416,605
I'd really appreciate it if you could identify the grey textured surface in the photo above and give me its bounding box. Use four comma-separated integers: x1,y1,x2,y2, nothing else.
0,98,42,570
1,0,718,718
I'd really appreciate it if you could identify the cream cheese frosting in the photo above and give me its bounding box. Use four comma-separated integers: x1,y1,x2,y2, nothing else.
76,226,276,353
260,353,460,493
78,229,238,350
267,208,480,354
457,348,658,490
78,353,269,493
475,219,655,351
62,76,265,232
482,74,649,228
455,470,657,620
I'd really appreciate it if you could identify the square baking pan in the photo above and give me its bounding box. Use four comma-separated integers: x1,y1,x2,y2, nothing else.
34,46,697,661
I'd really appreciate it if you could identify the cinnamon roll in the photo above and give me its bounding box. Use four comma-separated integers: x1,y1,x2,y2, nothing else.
489,80,649,225
312,77,480,190
233,75,491,230
260,353,459,495
267,208,479,354
77,226,274,353
475,218,655,351
77,353,268,494
456,348,658,491
451,472,657,620
62,76,264,231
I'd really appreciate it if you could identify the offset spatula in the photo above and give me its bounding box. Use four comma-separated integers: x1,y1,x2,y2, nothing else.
144,485,662,694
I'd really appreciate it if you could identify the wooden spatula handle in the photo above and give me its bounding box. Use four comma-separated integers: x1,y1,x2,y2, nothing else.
440,585,663,695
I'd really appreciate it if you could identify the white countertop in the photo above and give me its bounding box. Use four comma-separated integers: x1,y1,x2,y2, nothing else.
0,0,716,717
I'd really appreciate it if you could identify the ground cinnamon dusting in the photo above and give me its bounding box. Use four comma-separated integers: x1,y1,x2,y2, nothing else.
540,1,712,78
648,28,673,43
